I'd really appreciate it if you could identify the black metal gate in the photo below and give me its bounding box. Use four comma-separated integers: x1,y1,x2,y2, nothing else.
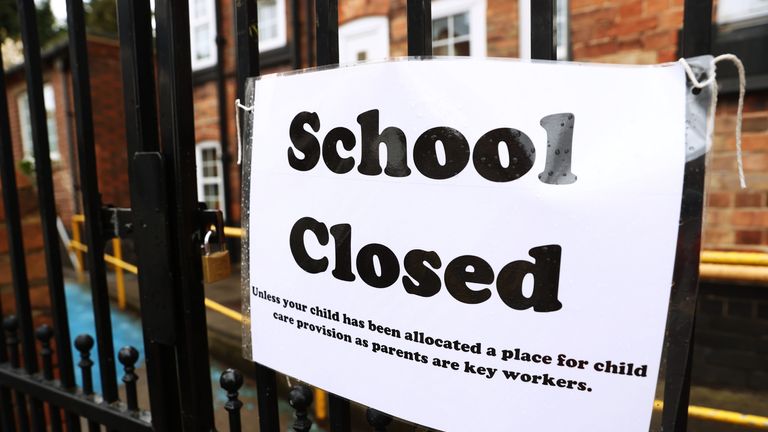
0,0,713,430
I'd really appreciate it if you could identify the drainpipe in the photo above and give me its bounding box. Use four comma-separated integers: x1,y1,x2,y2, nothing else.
215,0,232,225
58,58,80,215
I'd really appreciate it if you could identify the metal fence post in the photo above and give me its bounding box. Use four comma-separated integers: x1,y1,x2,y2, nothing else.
15,0,77,428
154,0,216,428
662,2,713,430
65,0,120,406
407,0,432,56
116,0,184,429
531,0,556,60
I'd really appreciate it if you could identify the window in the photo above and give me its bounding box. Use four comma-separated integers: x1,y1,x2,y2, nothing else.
431,0,486,57
257,0,287,52
188,0,287,70
711,0,768,92
196,141,226,217
339,16,390,63
17,83,60,161
189,0,217,70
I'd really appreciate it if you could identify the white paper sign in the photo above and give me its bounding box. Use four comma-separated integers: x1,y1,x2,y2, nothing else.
247,59,686,431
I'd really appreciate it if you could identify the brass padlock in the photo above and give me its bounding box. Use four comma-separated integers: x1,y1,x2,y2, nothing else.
202,229,231,284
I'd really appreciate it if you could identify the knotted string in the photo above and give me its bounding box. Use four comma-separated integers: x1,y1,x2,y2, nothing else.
678,54,747,189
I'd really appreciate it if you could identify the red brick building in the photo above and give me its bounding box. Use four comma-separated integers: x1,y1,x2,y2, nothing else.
3,0,767,261
192,0,767,250
0,37,129,290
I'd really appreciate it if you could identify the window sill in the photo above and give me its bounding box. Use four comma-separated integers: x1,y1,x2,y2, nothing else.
191,46,293,84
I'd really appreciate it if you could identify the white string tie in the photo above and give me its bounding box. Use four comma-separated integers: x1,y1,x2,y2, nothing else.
235,98,254,165
679,54,747,189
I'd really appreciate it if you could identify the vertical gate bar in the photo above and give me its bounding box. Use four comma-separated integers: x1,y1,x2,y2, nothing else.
407,0,432,56
4,317,29,431
65,0,120,405
115,0,184,430
306,0,315,67
291,0,302,69
236,0,261,95
661,2,712,431
315,0,339,66
215,0,233,225
312,5,351,430
681,0,712,60
0,54,20,432
36,325,62,432
154,0,215,429
328,396,350,432
530,0,556,60
254,364,279,432
233,2,281,431
15,0,68,428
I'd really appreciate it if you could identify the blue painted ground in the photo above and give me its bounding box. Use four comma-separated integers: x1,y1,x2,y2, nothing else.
64,280,323,430
65,281,145,394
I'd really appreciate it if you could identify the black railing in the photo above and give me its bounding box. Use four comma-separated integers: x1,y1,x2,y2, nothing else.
0,0,714,430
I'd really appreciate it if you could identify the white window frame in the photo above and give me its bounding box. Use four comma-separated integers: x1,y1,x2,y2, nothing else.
339,16,390,63
195,141,226,218
258,0,288,52
17,83,60,162
189,0,217,70
717,0,768,25
431,0,487,57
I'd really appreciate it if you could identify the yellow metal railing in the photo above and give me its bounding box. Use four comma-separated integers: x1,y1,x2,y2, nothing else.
653,400,768,428
67,215,768,429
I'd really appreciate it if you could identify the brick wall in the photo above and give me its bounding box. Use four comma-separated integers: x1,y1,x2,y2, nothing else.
207,0,768,249
4,63,76,226
87,39,130,210
568,0,768,251
0,38,129,318
0,184,51,321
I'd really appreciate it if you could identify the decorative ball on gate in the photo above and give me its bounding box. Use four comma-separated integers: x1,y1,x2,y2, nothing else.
288,384,313,411
74,334,94,353
220,368,244,394
2,315,18,333
118,346,139,368
35,324,53,342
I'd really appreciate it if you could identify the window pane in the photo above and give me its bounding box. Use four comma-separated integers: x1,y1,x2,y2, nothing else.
432,17,449,42
453,13,470,37
206,198,221,209
203,163,218,177
44,84,58,156
195,24,211,60
259,0,277,19
433,45,448,56
432,12,472,57
454,40,470,56
260,21,277,41
204,184,219,196
17,92,33,157
202,148,217,162
193,0,207,18
258,0,278,42
47,117,58,156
